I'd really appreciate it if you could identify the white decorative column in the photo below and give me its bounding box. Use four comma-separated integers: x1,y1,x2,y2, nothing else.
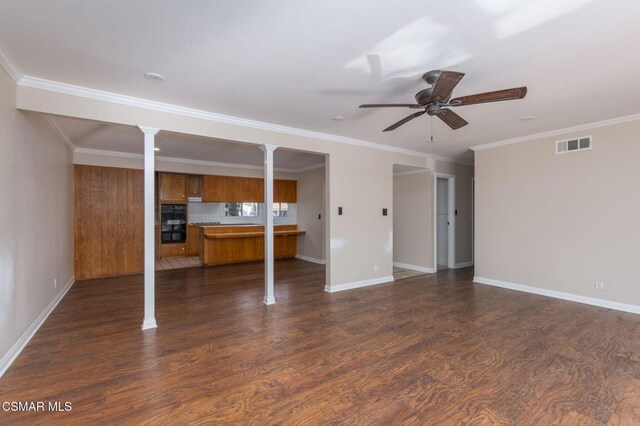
138,125,160,329
261,144,277,305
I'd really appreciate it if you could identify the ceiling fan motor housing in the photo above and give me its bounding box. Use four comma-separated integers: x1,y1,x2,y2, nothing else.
422,70,442,85
415,88,433,105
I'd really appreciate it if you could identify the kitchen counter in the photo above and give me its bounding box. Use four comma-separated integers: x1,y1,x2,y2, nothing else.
190,223,263,227
199,224,304,265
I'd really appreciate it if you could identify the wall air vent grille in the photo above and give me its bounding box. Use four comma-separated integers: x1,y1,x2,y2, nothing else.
556,136,592,154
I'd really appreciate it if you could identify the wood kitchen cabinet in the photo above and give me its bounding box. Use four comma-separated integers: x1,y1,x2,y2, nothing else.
274,179,297,203
160,243,186,258
202,175,296,203
199,225,304,265
186,175,202,198
159,173,187,203
202,175,226,202
203,175,262,202
186,225,200,256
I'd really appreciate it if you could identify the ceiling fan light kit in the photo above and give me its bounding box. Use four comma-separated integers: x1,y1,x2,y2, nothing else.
359,70,527,132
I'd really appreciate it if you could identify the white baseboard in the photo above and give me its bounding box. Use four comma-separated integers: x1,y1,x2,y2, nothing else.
0,276,75,378
393,262,436,273
295,254,326,265
452,261,474,269
473,276,640,315
325,275,394,293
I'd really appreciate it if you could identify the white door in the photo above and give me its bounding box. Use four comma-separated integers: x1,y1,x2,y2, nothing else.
437,178,449,266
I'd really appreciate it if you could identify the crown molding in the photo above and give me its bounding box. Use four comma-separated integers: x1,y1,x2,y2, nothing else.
470,112,640,152
18,75,473,167
0,41,22,84
44,115,76,151
295,162,326,173
393,168,430,177
73,147,318,173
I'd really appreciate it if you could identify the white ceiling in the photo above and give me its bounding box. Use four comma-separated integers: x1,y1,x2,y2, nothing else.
52,115,325,171
2,0,640,163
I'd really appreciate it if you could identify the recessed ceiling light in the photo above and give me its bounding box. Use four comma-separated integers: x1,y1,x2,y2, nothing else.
144,72,165,83
330,116,344,121
154,147,160,151
520,115,536,121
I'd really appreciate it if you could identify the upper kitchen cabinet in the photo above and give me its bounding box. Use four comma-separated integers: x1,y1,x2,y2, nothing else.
159,173,187,203
202,175,226,202
274,179,297,203
202,175,296,203
203,175,263,202
187,174,202,198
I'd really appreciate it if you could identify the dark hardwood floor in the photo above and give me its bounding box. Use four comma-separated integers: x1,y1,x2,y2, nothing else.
1,260,640,424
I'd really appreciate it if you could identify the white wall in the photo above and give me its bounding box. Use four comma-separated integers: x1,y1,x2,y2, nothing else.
393,171,433,270
296,166,325,262
0,67,74,375
474,119,640,308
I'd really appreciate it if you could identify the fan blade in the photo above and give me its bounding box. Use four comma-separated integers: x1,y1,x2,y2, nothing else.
437,109,468,130
431,71,465,101
450,87,527,106
383,111,426,132
360,103,422,108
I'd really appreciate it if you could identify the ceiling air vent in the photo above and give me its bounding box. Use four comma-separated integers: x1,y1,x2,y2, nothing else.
556,136,592,154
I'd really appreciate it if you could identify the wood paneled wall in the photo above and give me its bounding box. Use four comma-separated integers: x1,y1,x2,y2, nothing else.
74,165,144,280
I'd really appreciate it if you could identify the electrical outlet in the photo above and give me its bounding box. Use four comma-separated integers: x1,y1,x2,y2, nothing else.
595,280,605,290
54,278,57,288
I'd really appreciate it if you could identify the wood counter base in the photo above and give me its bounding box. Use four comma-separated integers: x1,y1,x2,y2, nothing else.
199,225,304,266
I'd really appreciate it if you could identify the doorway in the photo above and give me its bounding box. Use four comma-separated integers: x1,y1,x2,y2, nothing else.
434,173,455,269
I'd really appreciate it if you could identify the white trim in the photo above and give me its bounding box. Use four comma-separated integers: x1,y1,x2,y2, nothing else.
73,147,313,174
0,40,22,84
75,147,141,159
434,173,456,269
452,261,474,269
473,276,640,315
295,254,327,265
471,177,474,265
295,162,326,173
324,275,394,293
393,168,430,177
393,262,436,273
0,277,74,378
470,113,640,152
19,76,473,166
44,115,76,151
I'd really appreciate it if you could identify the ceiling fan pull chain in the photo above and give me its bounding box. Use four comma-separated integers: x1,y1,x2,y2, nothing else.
430,116,435,143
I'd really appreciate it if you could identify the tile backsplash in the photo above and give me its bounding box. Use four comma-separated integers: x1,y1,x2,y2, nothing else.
188,202,297,225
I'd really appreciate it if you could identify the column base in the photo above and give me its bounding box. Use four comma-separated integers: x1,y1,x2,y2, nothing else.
263,296,276,305
141,318,157,330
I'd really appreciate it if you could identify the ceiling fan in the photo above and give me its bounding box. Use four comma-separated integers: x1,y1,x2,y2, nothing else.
359,70,527,132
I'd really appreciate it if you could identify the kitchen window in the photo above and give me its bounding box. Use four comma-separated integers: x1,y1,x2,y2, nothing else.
225,202,258,217
273,202,288,217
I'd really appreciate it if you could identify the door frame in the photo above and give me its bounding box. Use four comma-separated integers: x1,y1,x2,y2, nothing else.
434,173,455,269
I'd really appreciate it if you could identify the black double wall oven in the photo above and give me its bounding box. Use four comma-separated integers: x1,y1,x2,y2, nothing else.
161,204,187,244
